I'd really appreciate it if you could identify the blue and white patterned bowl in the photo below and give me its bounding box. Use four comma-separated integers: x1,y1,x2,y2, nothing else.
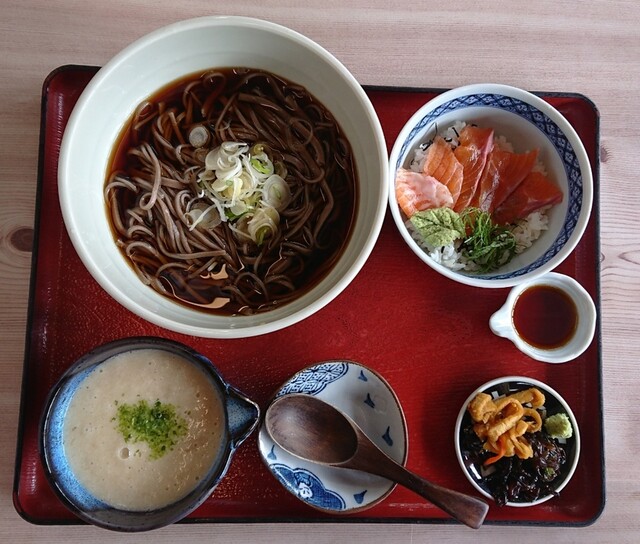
388,84,593,288
258,361,407,513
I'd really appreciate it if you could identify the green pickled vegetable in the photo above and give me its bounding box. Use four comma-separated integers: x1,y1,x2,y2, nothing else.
544,412,573,439
410,207,466,247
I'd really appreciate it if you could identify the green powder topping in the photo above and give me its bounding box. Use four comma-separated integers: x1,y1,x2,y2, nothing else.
114,399,187,459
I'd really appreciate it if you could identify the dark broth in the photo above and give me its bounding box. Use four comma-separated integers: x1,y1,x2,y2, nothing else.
105,68,358,316
512,285,578,349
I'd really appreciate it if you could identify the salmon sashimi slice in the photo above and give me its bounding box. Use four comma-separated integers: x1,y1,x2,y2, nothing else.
469,147,538,212
493,171,563,225
489,148,539,211
453,126,494,212
422,136,464,205
395,168,454,217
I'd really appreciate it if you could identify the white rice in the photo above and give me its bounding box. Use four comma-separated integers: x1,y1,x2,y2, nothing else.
512,209,550,251
406,122,550,272
406,222,473,271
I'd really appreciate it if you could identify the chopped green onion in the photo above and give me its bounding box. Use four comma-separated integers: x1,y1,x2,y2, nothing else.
250,157,270,174
256,226,268,246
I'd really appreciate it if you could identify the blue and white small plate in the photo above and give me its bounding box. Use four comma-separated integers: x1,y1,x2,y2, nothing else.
258,361,408,513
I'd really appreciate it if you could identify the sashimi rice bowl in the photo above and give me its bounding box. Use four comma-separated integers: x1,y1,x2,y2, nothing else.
388,84,593,288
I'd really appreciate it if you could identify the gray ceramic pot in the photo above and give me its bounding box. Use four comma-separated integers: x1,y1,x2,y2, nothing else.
39,336,260,531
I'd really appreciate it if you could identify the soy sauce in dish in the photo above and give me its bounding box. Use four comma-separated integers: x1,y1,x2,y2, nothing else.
512,285,578,349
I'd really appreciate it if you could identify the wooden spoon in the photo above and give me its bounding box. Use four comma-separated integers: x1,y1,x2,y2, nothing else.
265,393,489,529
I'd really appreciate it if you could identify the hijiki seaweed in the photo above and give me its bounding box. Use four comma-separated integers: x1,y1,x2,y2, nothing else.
461,425,568,506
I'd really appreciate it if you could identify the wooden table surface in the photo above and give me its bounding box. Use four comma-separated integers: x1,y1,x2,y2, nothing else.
1,1,638,542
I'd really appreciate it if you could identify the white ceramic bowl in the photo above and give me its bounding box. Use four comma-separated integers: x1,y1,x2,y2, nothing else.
489,272,597,363
58,16,388,338
388,83,593,288
454,376,580,507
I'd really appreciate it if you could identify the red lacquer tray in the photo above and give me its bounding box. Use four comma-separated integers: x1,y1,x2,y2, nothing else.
14,65,604,526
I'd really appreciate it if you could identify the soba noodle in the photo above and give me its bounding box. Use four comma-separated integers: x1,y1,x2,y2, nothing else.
105,68,357,316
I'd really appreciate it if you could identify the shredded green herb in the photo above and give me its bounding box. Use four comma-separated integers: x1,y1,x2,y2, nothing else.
460,208,517,273
114,399,187,460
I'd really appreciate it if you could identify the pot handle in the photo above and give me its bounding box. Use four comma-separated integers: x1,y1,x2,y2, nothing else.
225,385,260,449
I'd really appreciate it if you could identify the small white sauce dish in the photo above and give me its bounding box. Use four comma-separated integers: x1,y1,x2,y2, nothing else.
489,272,596,363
